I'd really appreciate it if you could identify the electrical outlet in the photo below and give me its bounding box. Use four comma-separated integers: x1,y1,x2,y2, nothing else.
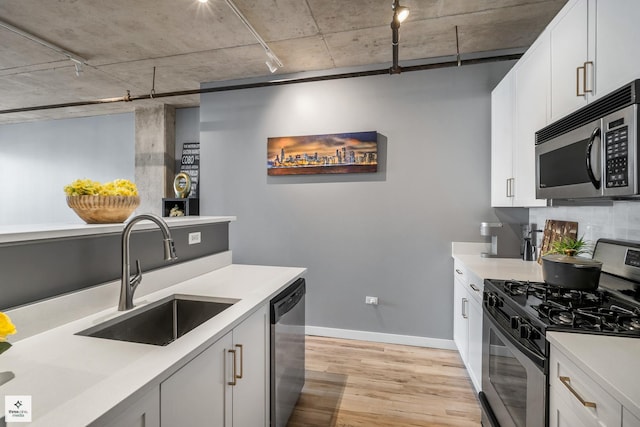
365,296,379,305
188,232,201,245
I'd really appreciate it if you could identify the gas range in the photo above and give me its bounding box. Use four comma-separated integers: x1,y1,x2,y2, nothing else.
483,278,640,358
484,238,640,363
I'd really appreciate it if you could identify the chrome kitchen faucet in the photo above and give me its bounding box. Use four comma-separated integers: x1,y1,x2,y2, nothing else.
119,213,177,311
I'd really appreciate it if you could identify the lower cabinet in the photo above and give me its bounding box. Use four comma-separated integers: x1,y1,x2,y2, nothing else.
98,386,160,427
161,304,269,427
453,260,483,392
549,342,639,427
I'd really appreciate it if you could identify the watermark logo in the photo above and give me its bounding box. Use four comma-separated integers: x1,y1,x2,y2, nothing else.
5,395,32,422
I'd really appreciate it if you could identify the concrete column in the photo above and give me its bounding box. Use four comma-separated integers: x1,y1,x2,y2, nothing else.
134,105,176,215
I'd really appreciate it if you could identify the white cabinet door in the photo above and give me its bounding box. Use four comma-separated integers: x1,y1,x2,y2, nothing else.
467,297,483,393
491,71,515,207
624,408,640,427
231,305,269,427
453,277,469,364
161,305,269,427
99,386,160,427
161,332,233,427
594,0,640,98
549,0,590,121
513,33,550,207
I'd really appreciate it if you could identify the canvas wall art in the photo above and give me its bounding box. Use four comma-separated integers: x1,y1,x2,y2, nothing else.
267,131,378,176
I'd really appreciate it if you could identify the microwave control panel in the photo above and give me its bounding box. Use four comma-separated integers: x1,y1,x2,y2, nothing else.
605,125,629,188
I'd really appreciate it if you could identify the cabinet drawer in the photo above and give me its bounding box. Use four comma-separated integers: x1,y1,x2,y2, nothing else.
453,260,483,304
453,259,469,282
550,346,621,427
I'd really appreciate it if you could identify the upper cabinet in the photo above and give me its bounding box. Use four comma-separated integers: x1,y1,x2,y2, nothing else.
513,34,550,208
491,0,640,207
491,69,515,207
491,35,549,208
594,0,640,98
549,0,591,121
550,0,640,122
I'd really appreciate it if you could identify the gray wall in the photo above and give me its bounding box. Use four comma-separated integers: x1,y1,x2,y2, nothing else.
200,62,513,340
0,113,135,225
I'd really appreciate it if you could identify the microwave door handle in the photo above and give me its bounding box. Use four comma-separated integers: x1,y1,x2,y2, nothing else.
586,126,601,190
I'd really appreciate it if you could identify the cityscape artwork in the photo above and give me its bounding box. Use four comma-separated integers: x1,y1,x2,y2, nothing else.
267,131,377,176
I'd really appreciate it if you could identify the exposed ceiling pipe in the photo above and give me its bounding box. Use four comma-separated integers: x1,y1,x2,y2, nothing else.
0,53,523,116
0,19,88,76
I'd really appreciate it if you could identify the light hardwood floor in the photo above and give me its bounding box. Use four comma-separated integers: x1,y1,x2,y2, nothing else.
287,336,481,427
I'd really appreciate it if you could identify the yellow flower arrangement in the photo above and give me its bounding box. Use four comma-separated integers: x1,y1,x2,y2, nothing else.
64,178,138,197
0,312,16,355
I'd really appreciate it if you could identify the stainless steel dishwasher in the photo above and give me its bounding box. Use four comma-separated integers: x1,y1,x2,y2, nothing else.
270,277,305,427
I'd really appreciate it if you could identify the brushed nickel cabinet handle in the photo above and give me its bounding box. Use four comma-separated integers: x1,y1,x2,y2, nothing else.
576,65,585,96
508,178,515,197
455,269,463,275
559,376,596,408
470,284,480,293
506,178,510,197
235,344,244,379
584,61,594,94
462,298,468,319
228,349,237,386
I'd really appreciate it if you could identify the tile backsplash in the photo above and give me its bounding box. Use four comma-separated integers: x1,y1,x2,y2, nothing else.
529,201,640,247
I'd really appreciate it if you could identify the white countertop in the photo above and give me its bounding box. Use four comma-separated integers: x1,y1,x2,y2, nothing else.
547,332,640,419
0,216,236,244
0,260,305,426
452,253,544,282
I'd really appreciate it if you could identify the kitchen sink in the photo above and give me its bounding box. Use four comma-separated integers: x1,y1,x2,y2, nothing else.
76,295,238,346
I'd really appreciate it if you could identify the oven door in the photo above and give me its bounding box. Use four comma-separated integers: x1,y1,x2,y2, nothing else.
480,311,546,427
535,117,603,200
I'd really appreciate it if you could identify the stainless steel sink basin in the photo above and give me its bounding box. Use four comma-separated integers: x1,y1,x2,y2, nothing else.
77,295,238,346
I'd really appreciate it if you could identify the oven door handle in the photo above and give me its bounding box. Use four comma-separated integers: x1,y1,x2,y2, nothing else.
484,309,546,368
586,126,601,190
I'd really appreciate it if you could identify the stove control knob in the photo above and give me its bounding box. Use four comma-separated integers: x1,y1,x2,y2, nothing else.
510,316,520,330
487,294,501,308
519,324,539,340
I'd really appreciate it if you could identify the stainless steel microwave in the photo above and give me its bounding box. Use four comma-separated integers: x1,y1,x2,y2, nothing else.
535,80,640,200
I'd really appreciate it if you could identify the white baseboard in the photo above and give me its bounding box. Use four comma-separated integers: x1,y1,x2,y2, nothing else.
305,326,457,350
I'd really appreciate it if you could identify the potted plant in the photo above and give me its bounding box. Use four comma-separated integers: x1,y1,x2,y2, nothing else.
542,236,602,290
548,235,592,257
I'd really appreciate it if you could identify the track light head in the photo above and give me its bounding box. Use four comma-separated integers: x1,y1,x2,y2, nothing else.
392,1,410,26
395,6,410,23
266,59,278,73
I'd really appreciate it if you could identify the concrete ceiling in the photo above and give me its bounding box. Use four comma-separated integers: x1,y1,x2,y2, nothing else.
0,0,567,124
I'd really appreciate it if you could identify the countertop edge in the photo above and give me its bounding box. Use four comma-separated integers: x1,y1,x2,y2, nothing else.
0,216,237,244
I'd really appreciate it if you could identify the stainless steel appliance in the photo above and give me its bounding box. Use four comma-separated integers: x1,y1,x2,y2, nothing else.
480,222,522,258
479,239,640,427
270,278,306,427
535,80,640,200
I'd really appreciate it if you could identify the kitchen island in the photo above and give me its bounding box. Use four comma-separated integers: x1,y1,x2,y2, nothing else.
0,251,305,426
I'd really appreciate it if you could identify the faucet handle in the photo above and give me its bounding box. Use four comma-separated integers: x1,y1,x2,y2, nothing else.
131,259,143,289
